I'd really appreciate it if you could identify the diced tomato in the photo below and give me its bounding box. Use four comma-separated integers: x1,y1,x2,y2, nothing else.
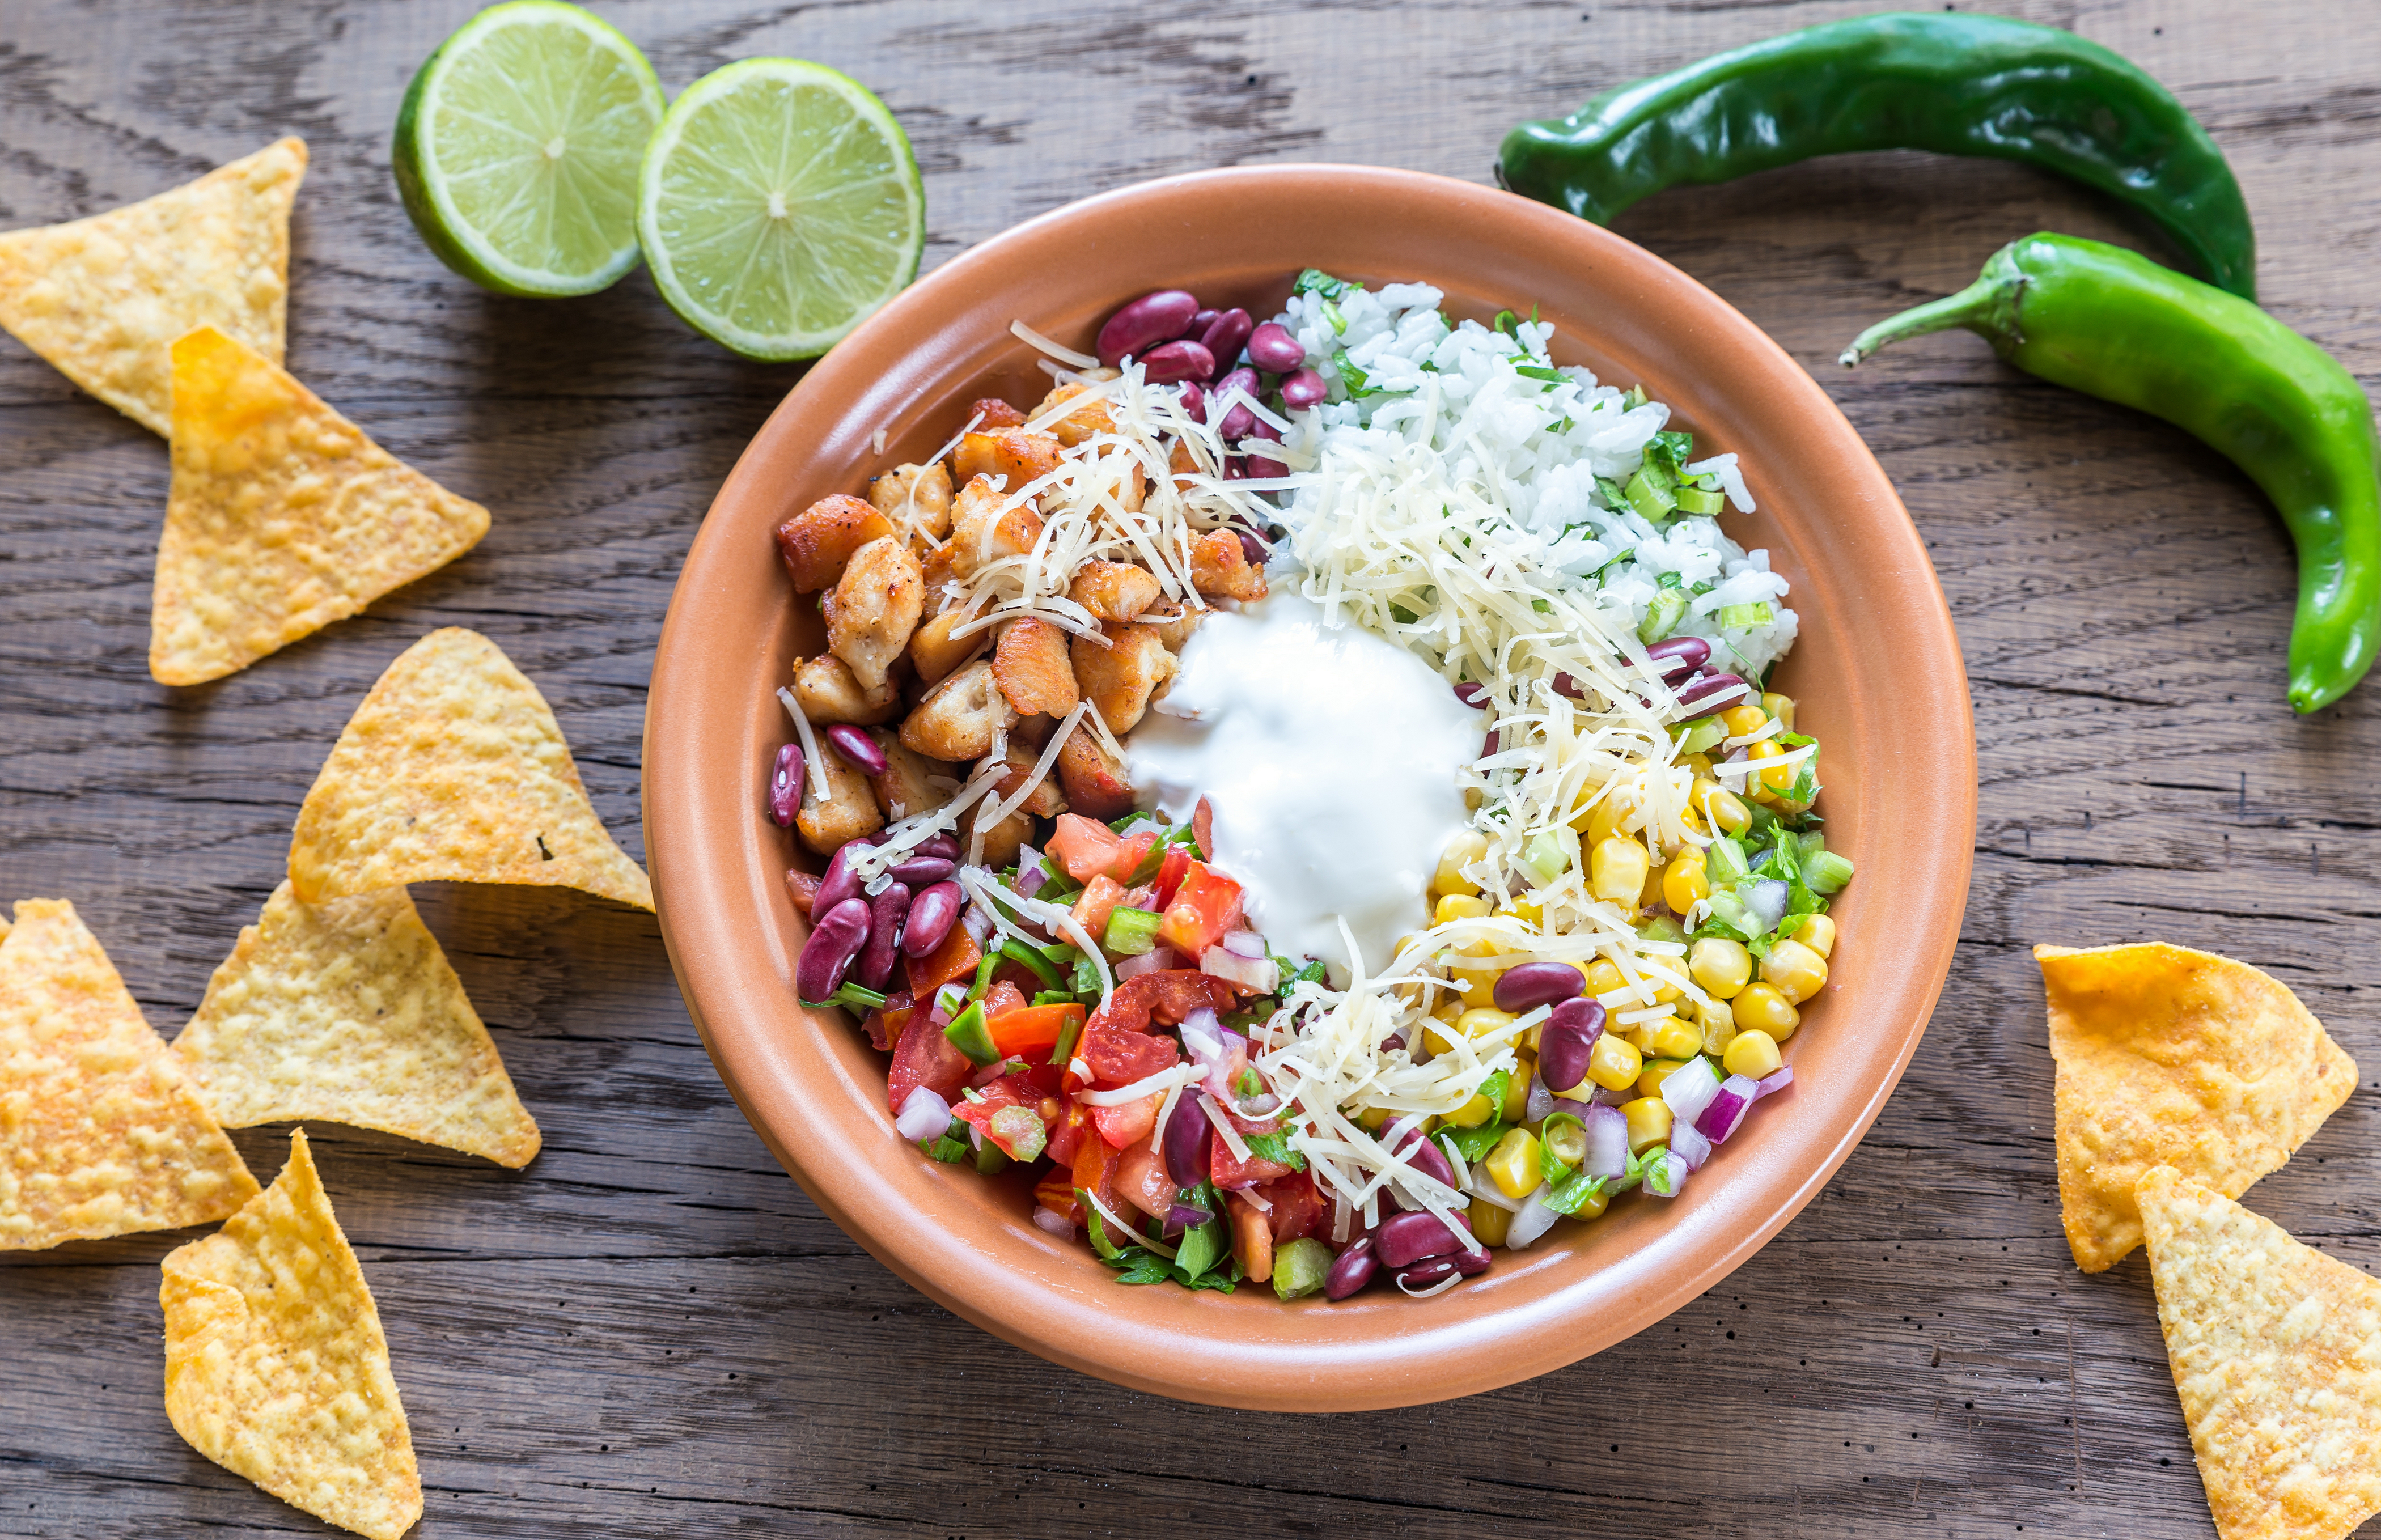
862,994,912,1054
1069,875,1126,940
952,1074,1060,1159
887,1006,971,1116
1256,1169,1326,1243
1015,1060,1066,1097
1193,796,1214,861
1084,970,1236,1038
981,978,1029,1021
1093,1091,1162,1149
1033,1168,1081,1226
1115,1136,1176,1221
1153,847,1191,910
1210,1127,1294,1190
1157,860,1244,956
1080,1026,1178,1088
1048,813,1158,883
1046,1098,1091,1168
905,922,981,1000
1072,1119,1120,1212
988,1002,1084,1059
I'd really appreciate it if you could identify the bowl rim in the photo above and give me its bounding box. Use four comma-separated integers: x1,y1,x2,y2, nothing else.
645,163,1976,1411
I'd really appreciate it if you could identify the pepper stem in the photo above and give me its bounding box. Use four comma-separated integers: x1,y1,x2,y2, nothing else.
1838,246,2027,367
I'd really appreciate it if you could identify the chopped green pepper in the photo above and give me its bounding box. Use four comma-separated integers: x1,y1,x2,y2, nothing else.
1272,1237,1334,1300
1103,906,1164,956
1001,938,1066,991
943,1001,998,1066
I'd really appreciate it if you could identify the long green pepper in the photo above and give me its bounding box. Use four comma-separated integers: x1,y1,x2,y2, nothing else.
1842,234,2381,714
1498,13,2257,299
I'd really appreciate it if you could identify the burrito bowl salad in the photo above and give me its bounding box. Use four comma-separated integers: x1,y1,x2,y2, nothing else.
767,273,1850,1301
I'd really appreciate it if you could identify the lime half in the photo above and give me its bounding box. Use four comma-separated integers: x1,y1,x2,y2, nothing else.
393,0,664,297
638,58,925,361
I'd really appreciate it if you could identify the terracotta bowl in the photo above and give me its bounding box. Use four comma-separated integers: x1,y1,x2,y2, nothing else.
644,165,1975,1411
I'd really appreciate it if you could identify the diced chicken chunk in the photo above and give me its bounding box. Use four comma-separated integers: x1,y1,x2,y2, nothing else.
793,654,901,725
951,430,1063,492
827,536,924,691
1033,381,1115,448
948,476,1045,581
969,397,1027,429
867,461,954,545
1056,722,1135,820
869,738,956,823
906,607,980,685
1067,559,1162,623
775,494,896,592
1071,622,1176,736
967,805,1035,868
797,742,884,855
1189,528,1268,601
1137,605,1204,652
993,616,1079,717
899,658,1018,762
982,739,1067,820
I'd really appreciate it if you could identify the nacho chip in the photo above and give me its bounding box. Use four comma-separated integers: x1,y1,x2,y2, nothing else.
0,138,304,435
0,900,258,1250
150,327,492,685
162,1129,422,1540
175,881,540,1167
2138,1166,2381,1540
2037,942,2356,1272
288,627,653,911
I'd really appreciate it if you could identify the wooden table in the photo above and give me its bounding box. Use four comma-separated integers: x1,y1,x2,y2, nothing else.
5,1,2375,1534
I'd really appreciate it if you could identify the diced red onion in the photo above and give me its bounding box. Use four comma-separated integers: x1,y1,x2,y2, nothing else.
1032,1207,1075,1238
1163,1200,1214,1237
1659,1055,1722,1123
1178,1007,1224,1062
1505,1183,1560,1250
1219,928,1267,959
1743,877,1790,933
894,1087,952,1142
1669,1119,1713,1172
1200,946,1277,993
1523,1072,1556,1124
1695,1076,1757,1142
1581,1103,1630,1178
1755,1065,1795,1099
1115,947,1176,980
1014,845,1049,900
961,906,993,948
1641,1149,1689,1198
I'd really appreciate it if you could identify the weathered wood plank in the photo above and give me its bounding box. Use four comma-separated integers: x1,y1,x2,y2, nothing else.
6,0,2381,1535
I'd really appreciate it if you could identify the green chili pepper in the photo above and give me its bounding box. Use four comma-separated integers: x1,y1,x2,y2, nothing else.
1842,233,2380,714
1498,13,2256,300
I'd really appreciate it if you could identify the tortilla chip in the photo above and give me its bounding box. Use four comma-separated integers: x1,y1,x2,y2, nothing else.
0,138,304,435
287,627,653,911
2138,1166,2381,1540
0,900,259,1250
150,327,491,685
2037,942,2356,1272
174,881,540,1167
162,1129,422,1540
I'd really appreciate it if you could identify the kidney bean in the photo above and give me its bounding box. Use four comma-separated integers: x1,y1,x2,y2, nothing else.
1189,307,1219,334
1388,1125,1457,1191
901,880,963,959
1373,1208,1472,1270
1452,681,1489,707
1324,1237,1379,1300
917,832,960,862
1196,308,1253,376
1645,634,1711,681
1222,456,1247,481
1675,671,1749,719
1494,961,1587,1013
1236,531,1268,566
1246,320,1306,372
1246,454,1288,480
1553,673,1585,699
1163,1102,1212,1187
1212,367,1260,438
1280,366,1329,410
813,838,876,915
1175,380,1206,425
1248,415,1283,442
823,723,887,777
858,883,912,992
1095,289,1200,366
1139,339,1214,385
767,743,803,827
889,855,955,885
1537,996,1608,1094
795,897,872,1002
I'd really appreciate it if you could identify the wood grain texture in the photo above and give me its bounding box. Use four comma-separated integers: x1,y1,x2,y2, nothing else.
5,0,2379,1534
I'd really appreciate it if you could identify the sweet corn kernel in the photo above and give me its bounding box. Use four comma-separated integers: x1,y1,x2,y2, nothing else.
1689,936,1753,998
1681,752,1715,779
1586,1031,1642,1091
1541,1114,1588,1169
1443,1091,1497,1129
1677,800,1710,838
1696,995,1738,1055
1456,1007,1518,1042
1468,1195,1514,1248
1622,1096,1674,1152
1581,958,1628,996
1705,786,1752,834
1650,971,1684,1004
1719,704,1766,737
1433,831,1489,896
1591,837,1651,905
1761,938,1829,1004
1636,1058,1688,1098
1434,892,1492,924
1503,1055,1535,1122
1646,1015,1705,1061
1485,1127,1543,1198
1761,692,1797,731
1626,1022,1659,1053
1747,738,1795,794
1637,861,1666,912
1790,913,1837,958
1723,1029,1783,1079
1565,1182,1611,1221
1502,896,1544,927
1662,849,1710,914
1734,982,1801,1040
1585,786,1644,847
1357,1105,1392,1131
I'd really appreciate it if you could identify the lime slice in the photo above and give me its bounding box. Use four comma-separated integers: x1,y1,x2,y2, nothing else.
393,0,664,298
638,58,925,361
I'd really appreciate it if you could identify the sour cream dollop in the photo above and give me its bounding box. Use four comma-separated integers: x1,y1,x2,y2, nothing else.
1126,582,1480,971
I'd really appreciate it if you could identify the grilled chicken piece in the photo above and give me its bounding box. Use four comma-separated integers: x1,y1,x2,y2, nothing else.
992,616,1079,716
776,494,895,591
792,654,901,725
899,658,1018,762
827,536,923,691
1071,622,1176,735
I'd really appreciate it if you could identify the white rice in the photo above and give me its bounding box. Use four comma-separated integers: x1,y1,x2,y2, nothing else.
1266,279,1798,680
